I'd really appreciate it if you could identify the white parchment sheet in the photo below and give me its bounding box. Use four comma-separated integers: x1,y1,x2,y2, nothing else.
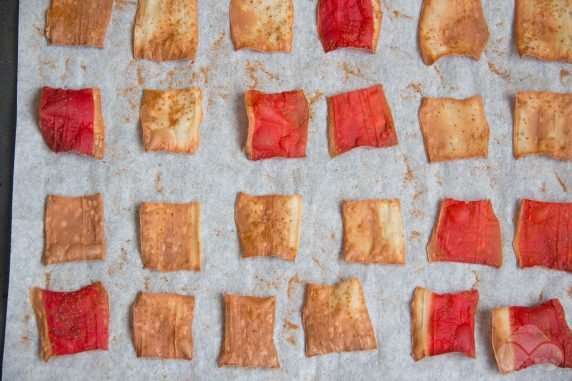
3,0,572,380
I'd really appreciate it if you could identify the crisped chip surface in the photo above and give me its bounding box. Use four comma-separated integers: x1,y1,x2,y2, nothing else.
39,87,105,159
132,292,195,360
427,199,502,267
317,0,382,52
492,299,572,374
140,88,203,154
328,84,398,157
514,91,572,161
514,199,571,272
235,193,302,261
139,202,202,272
516,0,572,63
419,96,490,162
342,199,405,264
218,295,279,368
30,282,109,362
45,0,113,47
134,0,198,61
418,0,489,65
244,89,309,160
303,278,377,356
411,287,478,361
44,194,106,265
230,0,294,52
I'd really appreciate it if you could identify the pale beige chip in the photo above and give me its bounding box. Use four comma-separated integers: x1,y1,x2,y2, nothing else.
44,194,106,265
491,307,514,374
45,0,113,47
134,0,199,61
132,292,195,360
410,286,433,361
418,0,489,65
229,0,294,52
235,192,303,261
139,202,201,272
140,88,203,154
302,278,377,357
516,0,572,63
342,199,405,265
419,96,490,163
218,295,280,368
514,91,572,161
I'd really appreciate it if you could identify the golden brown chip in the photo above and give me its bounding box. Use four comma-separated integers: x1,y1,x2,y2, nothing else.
139,202,201,272
515,0,572,63
514,91,572,161
92,89,106,160
132,292,195,360
418,0,489,65
342,199,405,265
235,192,303,261
419,96,490,162
229,0,294,52
410,286,432,360
45,0,113,47
140,88,203,154
44,194,105,265
302,278,377,356
218,295,280,368
133,0,198,61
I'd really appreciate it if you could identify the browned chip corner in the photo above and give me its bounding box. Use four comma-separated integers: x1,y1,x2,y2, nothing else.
92,89,106,159
410,286,431,361
29,287,53,362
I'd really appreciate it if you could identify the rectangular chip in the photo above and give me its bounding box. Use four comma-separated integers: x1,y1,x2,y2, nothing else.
342,199,405,264
419,96,490,162
515,0,572,63
134,0,199,61
46,0,113,47
514,91,572,161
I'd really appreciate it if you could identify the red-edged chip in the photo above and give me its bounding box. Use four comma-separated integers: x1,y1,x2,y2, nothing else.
317,0,382,53
328,84,397,157
29,282,109,362
244,89,309,161
39,87,105,159
427,199,503,267
514,199,572,272
492,299,572,374
411,287,479,361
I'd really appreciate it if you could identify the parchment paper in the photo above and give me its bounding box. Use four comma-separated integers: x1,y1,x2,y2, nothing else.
3,1,572,380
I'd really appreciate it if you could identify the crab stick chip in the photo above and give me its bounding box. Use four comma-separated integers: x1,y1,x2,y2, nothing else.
235,192,302,261
515,0,572,63
492,299,572,374
218,295,279,368
140,88,203,154
230,0,294,52
133,0,198,61
328,85,398,157
39,87,105,159
514,199,572,272
44,194,106,265
411,287,479,361
419,96,490,163
427,199,502,268
132,292,195,360
244,89,309,160
139,202,202,272
514,91,572,161
317,0,382,53
342,199,405,264
303,278,377,356
45,0,113,47
418,0,489,65
29,282,109,362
